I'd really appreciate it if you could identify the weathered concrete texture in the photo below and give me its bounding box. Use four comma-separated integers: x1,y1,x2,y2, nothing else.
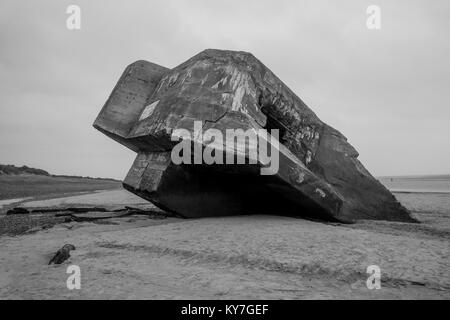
94,49,416,223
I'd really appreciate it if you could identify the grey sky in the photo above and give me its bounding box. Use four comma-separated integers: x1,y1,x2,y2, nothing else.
0,0,449,179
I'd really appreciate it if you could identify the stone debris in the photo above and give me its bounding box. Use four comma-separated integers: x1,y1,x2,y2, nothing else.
0,206,169,236
6,207,30,215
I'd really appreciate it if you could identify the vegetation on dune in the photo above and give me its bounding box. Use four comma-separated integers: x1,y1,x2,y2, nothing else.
0,164,50,176
0,164,119,181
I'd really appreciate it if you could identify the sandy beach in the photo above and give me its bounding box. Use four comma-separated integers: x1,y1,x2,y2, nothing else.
0,188,448,299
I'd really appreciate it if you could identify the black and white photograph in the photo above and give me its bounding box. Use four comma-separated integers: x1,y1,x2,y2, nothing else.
0,0,449,307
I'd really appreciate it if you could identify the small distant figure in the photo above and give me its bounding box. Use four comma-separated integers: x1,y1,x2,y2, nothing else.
48,244,76,265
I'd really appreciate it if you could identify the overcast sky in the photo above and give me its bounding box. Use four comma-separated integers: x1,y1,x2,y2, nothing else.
0,0,449,179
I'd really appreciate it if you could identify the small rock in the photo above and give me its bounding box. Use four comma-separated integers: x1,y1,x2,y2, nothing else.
48,244,76,265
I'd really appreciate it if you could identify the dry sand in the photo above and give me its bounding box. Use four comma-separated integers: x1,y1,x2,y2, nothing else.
0,190,448,299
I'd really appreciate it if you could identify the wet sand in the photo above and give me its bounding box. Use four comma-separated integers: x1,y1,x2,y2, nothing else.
0,189,448,299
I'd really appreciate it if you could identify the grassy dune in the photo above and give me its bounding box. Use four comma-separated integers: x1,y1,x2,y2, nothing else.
0,174,122,200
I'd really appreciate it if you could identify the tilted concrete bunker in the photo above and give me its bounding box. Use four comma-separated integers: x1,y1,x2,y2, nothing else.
94,49,415,223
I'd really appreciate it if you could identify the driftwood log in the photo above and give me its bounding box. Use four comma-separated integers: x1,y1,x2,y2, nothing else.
48,244,76,265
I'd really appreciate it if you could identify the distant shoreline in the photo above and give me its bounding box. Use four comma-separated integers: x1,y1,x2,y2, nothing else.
378,174,450,180
0,174,122,201
392,190,450,194
379,175,450,194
